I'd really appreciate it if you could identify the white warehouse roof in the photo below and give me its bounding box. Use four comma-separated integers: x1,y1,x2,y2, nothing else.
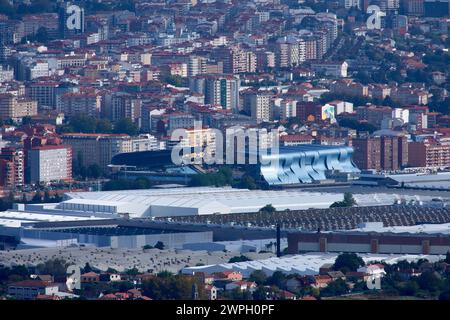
182,252,443,277
0,210,106,228
57,187,444,218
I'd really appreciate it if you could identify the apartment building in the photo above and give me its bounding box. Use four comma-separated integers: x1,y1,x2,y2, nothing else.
250,93,272,123
28,145,72,183
26,81,59,109
352,134,408,171
62,133,133,171
0,93,38,120
311,61,348,78
59,92,102,118
330,80,369,97
280,99,297,121
0,147,24,188
408,139,450,168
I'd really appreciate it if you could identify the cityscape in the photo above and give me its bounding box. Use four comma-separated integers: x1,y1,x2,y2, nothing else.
0,0,448,306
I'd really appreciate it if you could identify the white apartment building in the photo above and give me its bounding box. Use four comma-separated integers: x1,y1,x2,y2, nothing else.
280,99,297,121
311,61,348,78
392,108,410,124
131,134,159,152
28,145,72,183
250,93,272,123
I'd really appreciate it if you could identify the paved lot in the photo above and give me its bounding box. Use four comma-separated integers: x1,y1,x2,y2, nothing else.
0,247,274,273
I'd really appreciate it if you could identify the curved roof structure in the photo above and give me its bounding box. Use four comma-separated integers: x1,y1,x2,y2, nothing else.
260,145,360,185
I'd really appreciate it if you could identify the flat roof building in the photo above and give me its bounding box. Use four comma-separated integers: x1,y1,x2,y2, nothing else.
287,223,450,255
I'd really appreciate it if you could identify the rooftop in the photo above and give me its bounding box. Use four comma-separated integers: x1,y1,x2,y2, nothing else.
183,252,444,277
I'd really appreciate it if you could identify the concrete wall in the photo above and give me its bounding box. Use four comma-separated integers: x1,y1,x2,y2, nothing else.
19,228,213,249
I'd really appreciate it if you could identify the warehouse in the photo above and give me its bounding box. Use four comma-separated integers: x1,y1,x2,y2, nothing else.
287,222,450,255
49,186,444,217
12,219,213,250
182,252,442,277
59,187,344,217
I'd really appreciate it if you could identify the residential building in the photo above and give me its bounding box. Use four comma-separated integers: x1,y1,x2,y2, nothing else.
59,92,102,118
280,99,297,121
191,74,240,111
28,145,72,183
62,133,132,171
352,133,408,171
0,147,24,188
81,272,100,283
0,93,38,120
250,93,272,123
311,62,348,78
8,280,59,300
408,139,450,168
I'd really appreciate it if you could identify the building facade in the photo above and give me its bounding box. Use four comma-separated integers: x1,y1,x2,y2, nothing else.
28,145,72,183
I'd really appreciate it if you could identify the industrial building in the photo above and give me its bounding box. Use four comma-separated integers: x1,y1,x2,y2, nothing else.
182,252,442,277
0,212,212,250
287,222,450,255
20,221,213,250
53,187,440,217
1,186,441,219
356,171,450,191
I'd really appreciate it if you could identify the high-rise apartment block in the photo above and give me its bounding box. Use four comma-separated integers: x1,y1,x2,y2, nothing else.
352,134,408,171
28,145,72,183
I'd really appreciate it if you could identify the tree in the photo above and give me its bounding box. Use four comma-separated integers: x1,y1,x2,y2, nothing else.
163,74,185,87
399,281,419,296
189,167,233,187
157,270,173,278
106,268,119,274
445,251,450,264
82,263,93,274
0,0,15,16
417,271,442,293
141,275,205,300
36,258,68,277
238,175,258,190
35,27,49,43
343,193,356,206
252,286,269,300
330,192,356,208
95,119,113,133
31,192,42,204
333,253,365,273
22,116,32,125
125,267,140,276
43,191,52,203
113,118,138,136
87,164,103,179
382,96,399,108
102,178,152,191
134,177,152,189
0,197,13,211
439,290,450,300
154,241,165,250
320,279,349,297
259,204,276,214
248,270,267,286
266,271,287,289
69,114,97,133
228,255,252,263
